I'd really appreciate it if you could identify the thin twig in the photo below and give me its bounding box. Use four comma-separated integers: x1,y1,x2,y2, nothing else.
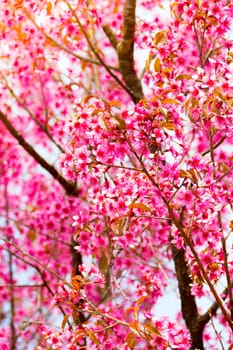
219,212,233,320
209,315,225,350
0,284,44,288
215,164,233,183
0,237,71,283
24,10,119,72
199,280,233,325
0,240,71,325
1,74,64,153
202,136,226,156
4,184,17,350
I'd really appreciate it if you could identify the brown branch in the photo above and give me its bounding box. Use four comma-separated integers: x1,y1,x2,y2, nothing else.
102,1,144,103
0,284,44,288
1,74,65,154
0,110,85,327
4,184,17,350
219,212,233,320
202,136,226,156
125,135,233,331
169,209,233,332
124,136,233,345
199,280,233,326
0,110,78,196
116,0,144,103
170,239,205,350
1,242,71,325
171,225,233,348
65,2,137,103
102,24,118,50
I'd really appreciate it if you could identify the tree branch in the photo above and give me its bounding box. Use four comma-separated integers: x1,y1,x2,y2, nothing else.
167,206,233,332
1,74,65,154
102,24,118,50
0,112,84,321
1,241,71,325
202,136,226,157
4,184,17,350
102,0,144,103
0,111,78,196
170,239,205,350
199,280,233,326
116,0,144,103
64,2,138,103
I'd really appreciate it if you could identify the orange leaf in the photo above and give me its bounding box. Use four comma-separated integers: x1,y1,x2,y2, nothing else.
125,332,138,348
143,322,161,335
112,114,126,130
88,331,100,345
84,95,96,104
188,168,200,182
71,275,83,290
161,122,176,130
109,100,122,108
27,230,37,242
129,203,151,212
161,98,180,105
179,169,192,179
61,314,69,329
46,2,52,15
153,30,167,45
129,321,140,335
175,74,192,80
145,54,153,72
136,295,147,306
154,58,161,72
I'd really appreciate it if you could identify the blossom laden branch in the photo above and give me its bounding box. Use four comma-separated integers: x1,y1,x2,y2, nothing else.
0,110,84,324
124,136,233,334
1,239,71,325
0,74,65,154
0,111,78,196
167,204,233,332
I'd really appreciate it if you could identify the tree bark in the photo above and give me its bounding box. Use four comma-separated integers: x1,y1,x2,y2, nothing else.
171,241,205,350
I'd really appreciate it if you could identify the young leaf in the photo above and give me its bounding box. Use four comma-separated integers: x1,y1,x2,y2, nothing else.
129,203,151,212
61,314,70,329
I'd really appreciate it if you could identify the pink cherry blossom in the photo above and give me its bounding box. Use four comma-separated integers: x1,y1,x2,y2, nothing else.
0,0,232,349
